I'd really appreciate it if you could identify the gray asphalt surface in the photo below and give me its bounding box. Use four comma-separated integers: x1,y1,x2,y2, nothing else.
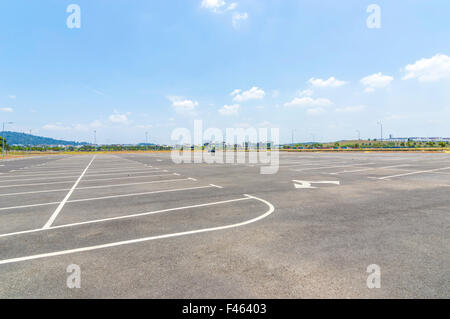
0,151,448,298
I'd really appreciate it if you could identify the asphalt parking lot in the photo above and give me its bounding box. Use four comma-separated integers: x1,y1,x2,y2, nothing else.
0,151,448,298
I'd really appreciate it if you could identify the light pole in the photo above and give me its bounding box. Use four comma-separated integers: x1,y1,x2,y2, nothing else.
377,121,383,142
29,129,32,154
2,121,13,160
356,130,361,149
93,130,97,152
311,134,316,145
145,131,148,151
291,129,294,146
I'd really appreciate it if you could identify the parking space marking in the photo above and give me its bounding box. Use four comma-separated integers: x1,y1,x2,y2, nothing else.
291,163,376,172
0,166,153,178
0,168,162,183
0,194,274,265
43,156,97,229
0,172,173,189
0,196,251,238
0,178,195,197
375,166,450,180
329,164,411,175
0,184,220,211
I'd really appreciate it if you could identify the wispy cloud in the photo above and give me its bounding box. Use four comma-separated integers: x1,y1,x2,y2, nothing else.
231,87,265,102
91,89,108,97
0,107,13,112
232,12,248,28
218,104,239,115
109,110,131,125
306,107,325,116
335,105,366,113
308,77,347,88
168,96,199,113
201,0,226,12
42,123,89,131
201,1,247,29
284,97,332,108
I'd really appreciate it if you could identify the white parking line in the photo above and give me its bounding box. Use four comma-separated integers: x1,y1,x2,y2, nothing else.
291,163,376,172
0,166,153,178
0,168,161,183
329,164,411,175
0,178,195,197
375,166,450,180
0,194,274,265
0,184,221,211
0,196,250,238
43,156,96,229
0,172,172,189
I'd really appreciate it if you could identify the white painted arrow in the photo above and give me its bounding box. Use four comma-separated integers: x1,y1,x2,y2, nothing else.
292,180,340,189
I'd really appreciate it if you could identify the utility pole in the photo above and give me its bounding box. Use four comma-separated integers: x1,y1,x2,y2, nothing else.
93,130,97,152
29,129,32,154
145,131,148,151
2,121,13,160
377,121,383,142
356,130,361,149
291,129,294,146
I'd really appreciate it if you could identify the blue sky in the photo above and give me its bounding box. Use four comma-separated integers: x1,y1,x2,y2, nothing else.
0,0,449,144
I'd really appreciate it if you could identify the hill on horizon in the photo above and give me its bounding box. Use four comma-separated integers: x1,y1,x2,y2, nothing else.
0,131,88,146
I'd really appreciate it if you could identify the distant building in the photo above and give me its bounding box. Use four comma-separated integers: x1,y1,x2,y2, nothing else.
385,136,450,142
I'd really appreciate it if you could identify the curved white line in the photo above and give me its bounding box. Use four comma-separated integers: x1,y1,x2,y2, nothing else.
0,194,274,265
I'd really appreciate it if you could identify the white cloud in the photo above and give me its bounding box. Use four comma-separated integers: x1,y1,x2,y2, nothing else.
218,104,239,115
42,124,69,131
306,107,325,115
201,0,226,11
284,97,332,108
90,120,103,128
42,123,88,131
0,107,13,112
232,12,248,28
8,95,16,99
234,122,251,128
360,72,394,92
232,86,265,102
109,110,131,124
385,114,409,121
226,2,237,11
308,77,347,88
201,1,246,29
335,105,366,113
297,89,313,97
271,90,280,98
136,124,153,129
230,89,242,96
259,120,273,127
364,87,376,94
403,54,450,82
168,96,199,113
